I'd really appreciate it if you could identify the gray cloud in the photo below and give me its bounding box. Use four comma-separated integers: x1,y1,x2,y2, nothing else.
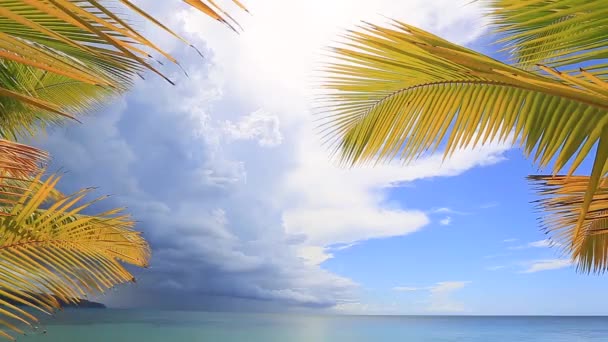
27,42,355,310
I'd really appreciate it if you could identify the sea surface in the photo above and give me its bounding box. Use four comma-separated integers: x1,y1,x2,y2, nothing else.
17,310,608,341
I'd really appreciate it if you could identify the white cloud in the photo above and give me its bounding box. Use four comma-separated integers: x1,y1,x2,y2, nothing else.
34,0,506,311
223,109,282,147
529,239,559,248
486,265,506,271
509,239,561,250
483,253,510,259
180,0,489,122
282,137,509,264
439,217,452,226
393,281,471,313
330,242,360,251
297,246,334,266
480,202,499,209
427,281,470,313
432,207,470,215
393,286,422,292
176,0,506,265
522,259,573,273
429,281,470,294
503,238,517,243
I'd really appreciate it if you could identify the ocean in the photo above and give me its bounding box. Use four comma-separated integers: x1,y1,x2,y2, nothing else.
17,310,608,341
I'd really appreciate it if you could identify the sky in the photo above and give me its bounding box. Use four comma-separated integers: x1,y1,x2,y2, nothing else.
27,0,608,315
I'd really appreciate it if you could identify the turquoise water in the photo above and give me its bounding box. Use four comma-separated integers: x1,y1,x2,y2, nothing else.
17,310,608,341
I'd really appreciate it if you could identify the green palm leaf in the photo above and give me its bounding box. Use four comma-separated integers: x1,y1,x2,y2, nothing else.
319,20,608,256
0,61,111,140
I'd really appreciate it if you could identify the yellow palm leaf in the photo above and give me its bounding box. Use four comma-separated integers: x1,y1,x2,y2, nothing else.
319,21,608,254
0,0,247,130
0,0,247,85
483,0,608,73
530,175,608,273
0,140,149,340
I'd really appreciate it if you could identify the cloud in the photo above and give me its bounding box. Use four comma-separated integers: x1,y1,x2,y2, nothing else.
282,135,510,265
393,281,471,313
29,0,499,311
503,238,517,243
179,0,489,122
393,286,422,292
522,259,573,273
486,265,506,271
509,239,561,250
427,281,471,313
483,253,510,259
30,47,356,309
529,239,559,248
480,201,499,209
432,207,470,215
223,109,282,147
429,281,470,294
439,217,452,226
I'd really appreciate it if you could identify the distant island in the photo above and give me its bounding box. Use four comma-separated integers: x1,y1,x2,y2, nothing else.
57,298,106,309
1,292,106,309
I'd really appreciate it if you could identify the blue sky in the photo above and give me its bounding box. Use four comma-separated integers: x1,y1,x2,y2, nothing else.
29,0,608,315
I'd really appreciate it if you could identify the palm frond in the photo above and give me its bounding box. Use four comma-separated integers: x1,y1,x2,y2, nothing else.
0,141,148,340
0,138,47,179
0,0,248,133
530,175,608,274
0,0,248,85
319,20,608,248
0,61,111,140
482,0,608,73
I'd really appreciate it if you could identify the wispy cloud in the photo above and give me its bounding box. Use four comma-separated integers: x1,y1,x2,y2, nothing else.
429,281,470,294
522,259,573,273
428,281,470,313
328,242,360,251
431,207,470,215
393,281,471,313
502,238,517,243
439,217,452,226
480,202,499,209
483,253,510,259
509,239,561,250
392,286,421,292
486,265,506,271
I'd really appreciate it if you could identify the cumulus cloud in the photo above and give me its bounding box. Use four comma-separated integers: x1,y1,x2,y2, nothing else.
28,0,502,311
30,47,355,309
223,109,282,147
282,133,509,265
